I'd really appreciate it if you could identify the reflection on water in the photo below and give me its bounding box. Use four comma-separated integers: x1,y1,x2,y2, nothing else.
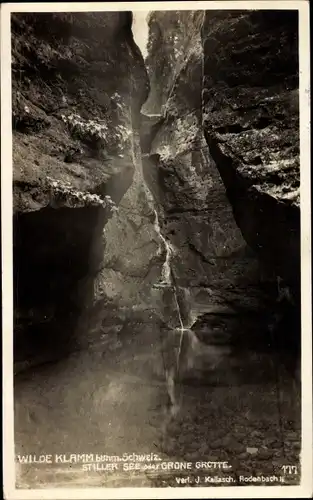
14,311,301,489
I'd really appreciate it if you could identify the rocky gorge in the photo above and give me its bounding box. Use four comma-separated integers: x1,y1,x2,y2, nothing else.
143,10,300,367
13,10,301,489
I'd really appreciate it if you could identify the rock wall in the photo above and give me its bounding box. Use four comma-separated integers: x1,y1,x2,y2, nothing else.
144,11,263,320
143,10,300,356
201,10,300,303
13,9,300,372
12,12,161,369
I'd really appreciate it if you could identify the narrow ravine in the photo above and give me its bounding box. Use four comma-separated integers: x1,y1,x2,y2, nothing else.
13,9,301,490
152,207,192,412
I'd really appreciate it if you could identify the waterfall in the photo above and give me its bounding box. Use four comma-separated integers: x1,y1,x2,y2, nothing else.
153,209,188,384
154,209,174,285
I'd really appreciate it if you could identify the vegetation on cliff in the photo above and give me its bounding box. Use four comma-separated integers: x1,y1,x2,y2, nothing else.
12,12,148,212
12,12,150,368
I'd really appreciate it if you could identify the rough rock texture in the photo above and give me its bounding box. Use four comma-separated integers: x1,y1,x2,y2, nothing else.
13,10,300,373
12,12,160,368
13,11,301,489
144,11,204,115
143,10,300,362
143,11,265,323
202,10,300,301
140,113,163,154
12,12,148,211
97,130,162,308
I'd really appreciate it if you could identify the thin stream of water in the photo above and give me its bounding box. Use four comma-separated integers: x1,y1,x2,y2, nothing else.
153,209,190,402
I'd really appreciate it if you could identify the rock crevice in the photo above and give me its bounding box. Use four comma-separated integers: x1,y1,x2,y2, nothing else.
142,9,300,362
13,9,300,373
12,12,155,370
201,10,300,300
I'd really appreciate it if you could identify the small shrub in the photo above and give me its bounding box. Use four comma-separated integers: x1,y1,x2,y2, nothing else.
61,112,131,154
61,113,108,144
159,145,173,162
46,176,118,212
111,92,123,110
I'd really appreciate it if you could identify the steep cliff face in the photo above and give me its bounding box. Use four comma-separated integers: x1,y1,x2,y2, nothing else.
201,11,300,302
13,11,302,489
12,12,158,368
143,10,300,355
144,11,264,323
144,11,203,115
13,9,300,373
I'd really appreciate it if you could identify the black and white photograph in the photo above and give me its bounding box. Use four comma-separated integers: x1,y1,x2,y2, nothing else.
1,1,312,498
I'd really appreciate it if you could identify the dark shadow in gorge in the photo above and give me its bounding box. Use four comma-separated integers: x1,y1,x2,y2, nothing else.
13,164,135,371
12,10,302,489
142,140,301,384
13,206,108,368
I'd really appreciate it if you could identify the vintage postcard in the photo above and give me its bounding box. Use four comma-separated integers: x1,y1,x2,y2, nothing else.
1,1,312,498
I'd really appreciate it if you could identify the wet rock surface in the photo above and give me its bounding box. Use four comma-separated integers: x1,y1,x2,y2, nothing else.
143,11,269,333
143,10,300,357
13,9,301,489
12,12,149,212
12,13,161,367
201,11,300,299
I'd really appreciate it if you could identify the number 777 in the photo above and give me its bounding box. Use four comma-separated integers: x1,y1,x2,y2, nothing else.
282,465,298,474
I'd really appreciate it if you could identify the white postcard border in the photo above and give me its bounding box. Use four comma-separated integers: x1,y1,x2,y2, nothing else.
1,2,311,498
